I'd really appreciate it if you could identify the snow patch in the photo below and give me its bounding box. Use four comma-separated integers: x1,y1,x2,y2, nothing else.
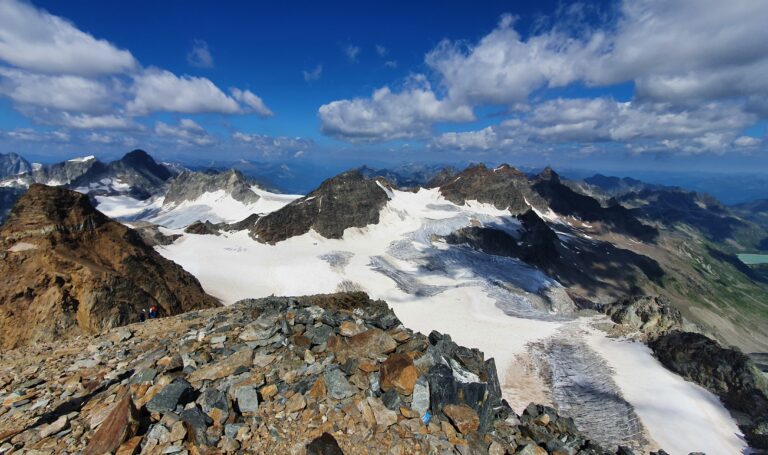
67,155,95,163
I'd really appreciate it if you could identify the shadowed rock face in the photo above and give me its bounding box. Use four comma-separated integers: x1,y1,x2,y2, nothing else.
649,331,768,449
163,169,260,206
70,150,173,200
0,152,31,178
532,168,658,242
0,184,218,349
438,164,546,214
0,187,24,225
248,170,390,244
444,209,664,303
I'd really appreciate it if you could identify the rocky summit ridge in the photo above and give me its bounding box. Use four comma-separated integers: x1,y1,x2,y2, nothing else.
0,184,218,349
163,170,260,207
0,292,653,455
247,170,391,244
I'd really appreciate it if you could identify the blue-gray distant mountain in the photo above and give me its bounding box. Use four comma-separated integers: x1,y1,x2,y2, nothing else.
0,152,32,179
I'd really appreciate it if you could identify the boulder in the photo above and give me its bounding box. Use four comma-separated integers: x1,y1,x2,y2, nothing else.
188,348,253,383
180,407,212,446
146,378,194,414
84,394,140,455
324,368,357,400
380,352,418,395
307,432,344,455
327,328,397,363
366,397,398,427
443,404,480,434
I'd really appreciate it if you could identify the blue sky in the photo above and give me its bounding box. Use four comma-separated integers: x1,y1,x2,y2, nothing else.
0,0,766,174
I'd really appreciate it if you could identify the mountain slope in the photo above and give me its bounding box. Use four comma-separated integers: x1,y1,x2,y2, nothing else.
70,150,173,200
0,152,31,179
532,168,658,241
437,163,546,213
163,169,260,206
247,170,391,243
0,184,218,349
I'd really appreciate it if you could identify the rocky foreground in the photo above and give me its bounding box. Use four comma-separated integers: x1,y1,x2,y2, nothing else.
0,292,657,455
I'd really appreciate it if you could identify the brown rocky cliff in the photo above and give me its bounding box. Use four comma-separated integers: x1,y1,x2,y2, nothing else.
0,184,218,349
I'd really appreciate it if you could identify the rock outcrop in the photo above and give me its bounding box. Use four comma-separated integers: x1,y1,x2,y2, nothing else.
603,296,685,340
0,184,218,348
0,292,626,454
163,170,260,207
248,170,391,244
649,331,768,450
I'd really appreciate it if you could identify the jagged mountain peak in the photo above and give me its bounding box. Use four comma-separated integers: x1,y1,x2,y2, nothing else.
113,149,173,181
536,166,560,182
0,152,32,178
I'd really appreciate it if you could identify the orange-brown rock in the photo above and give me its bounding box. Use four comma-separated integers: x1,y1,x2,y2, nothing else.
327,328,397,363
379,353,418,395
84,394,140,455
443,404,480,435
0,184,218,349
115,436,143,455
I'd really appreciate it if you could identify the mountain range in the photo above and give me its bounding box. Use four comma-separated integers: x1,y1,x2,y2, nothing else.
1,149,767,453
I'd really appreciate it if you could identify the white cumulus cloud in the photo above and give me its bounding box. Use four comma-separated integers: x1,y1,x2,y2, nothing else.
0,0,137,75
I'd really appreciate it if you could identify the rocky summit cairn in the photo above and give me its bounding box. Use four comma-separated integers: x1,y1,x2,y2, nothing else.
0,184,218,349
0,292,635,454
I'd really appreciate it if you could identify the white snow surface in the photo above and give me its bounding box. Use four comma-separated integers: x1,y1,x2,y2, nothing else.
585,330,747,454
90,185,300,227
94,195,163,219
67,155,96,163
148,188,301,229
154,187,746,454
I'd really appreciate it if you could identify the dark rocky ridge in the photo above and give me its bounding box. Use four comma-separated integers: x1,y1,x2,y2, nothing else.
247,170,391,244
445,210,664,302
71,150,173,200
0,184,218,349
163,169,260,206
649,331,768,450
0,292,632,454
532,168,658,242
438,163,547,214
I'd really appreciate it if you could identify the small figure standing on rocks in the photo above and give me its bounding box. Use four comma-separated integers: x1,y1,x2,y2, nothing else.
140,309,146,322
149,305,158,319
